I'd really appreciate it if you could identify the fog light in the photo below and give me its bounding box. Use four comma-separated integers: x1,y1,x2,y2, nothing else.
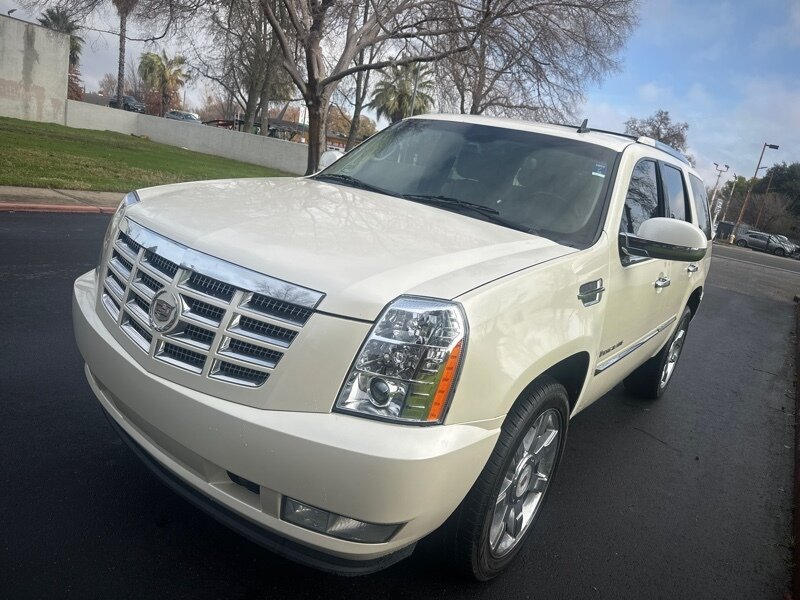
282,498,401,543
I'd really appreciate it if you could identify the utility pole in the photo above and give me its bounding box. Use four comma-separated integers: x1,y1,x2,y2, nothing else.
733,142,779,240
717,173,737,226
709,163,729,210
754,169,777,229
409,62,420,118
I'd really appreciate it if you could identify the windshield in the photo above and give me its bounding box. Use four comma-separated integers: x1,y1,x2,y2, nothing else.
316,118,617,248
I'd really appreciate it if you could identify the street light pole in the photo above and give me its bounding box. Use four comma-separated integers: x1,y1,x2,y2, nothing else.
709,163,729,209
733,142,779,238
754,169,776,229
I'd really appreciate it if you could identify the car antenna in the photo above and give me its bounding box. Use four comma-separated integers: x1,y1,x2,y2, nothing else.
577,118,590,133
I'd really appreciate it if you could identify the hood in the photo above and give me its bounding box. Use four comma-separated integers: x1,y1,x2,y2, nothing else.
128,178,575,320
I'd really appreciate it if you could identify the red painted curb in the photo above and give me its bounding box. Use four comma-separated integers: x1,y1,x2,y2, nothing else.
0,202,116,214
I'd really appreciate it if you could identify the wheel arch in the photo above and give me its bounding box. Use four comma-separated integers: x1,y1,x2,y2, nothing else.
687,286,703,319
518,351,590,417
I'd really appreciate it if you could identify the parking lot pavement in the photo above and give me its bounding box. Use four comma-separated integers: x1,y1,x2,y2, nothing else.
0,213,795,599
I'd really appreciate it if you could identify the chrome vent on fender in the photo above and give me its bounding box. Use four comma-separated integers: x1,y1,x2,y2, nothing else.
99,218,325,388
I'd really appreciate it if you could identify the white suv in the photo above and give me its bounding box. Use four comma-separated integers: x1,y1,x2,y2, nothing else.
72,114,711,580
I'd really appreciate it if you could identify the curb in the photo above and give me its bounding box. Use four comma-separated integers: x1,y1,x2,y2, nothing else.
0,202,116,214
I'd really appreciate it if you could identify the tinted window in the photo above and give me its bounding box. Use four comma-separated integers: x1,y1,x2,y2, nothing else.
662,164,688,221
620,160,659,235
689,174,711,239
319,119,617,248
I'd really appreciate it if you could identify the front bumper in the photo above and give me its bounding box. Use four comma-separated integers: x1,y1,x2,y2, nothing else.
73,270,499,571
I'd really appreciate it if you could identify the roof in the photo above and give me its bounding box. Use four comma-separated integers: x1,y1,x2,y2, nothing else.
409,113,691,166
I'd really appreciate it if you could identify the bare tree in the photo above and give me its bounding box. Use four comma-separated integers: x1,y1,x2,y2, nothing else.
435,0,636,121
125,53,145,98
98,72,117,96
625,109,695,165
624,110,689,152
185,0,293,133
259,0,489,174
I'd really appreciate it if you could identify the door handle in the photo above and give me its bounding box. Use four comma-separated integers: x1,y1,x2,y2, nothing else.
686,264,699,273
654,277,671,289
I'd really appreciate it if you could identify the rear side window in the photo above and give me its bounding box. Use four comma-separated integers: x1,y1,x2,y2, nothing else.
620,159,659,235
661,164,689,222
689,174,712,239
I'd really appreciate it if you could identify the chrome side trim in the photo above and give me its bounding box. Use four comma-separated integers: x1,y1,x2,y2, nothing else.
594,315,677,375
122,218,325,310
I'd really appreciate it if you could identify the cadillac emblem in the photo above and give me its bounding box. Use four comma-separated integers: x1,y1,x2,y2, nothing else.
149,290,180,333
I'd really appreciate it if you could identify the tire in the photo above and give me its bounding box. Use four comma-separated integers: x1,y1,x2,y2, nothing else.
624,306,692,400
446,377,569,580
774,247,785,257
736,239,747,247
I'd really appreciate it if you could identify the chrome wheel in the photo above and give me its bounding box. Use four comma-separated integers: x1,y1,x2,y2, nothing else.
489,408,562,558
659,325,686,389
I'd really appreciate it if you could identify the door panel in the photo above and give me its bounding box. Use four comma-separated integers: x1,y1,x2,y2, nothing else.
597,256,679,375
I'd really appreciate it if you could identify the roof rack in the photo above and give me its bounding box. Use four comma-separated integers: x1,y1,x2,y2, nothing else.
635,137,691,166
551,120,691,165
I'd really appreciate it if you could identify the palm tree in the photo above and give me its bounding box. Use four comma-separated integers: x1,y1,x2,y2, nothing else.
367,62,434,123
111,0,139,111
138,51,190,116
37,8,84,68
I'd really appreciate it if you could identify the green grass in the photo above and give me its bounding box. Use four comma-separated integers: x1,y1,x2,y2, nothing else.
0,116,292,192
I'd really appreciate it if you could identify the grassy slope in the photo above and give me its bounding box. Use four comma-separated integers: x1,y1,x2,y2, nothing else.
0,117,291,192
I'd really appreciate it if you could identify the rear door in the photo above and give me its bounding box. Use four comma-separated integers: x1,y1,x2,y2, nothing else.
687,173,713,285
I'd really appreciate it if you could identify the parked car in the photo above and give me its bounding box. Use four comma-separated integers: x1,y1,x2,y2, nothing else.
774,235,798,255
72,115,711,580
165,110,203,124
735,230,795,256
108,95,146,113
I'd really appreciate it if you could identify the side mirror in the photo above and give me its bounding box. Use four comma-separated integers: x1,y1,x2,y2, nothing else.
318,150,344,170
620,217,707,262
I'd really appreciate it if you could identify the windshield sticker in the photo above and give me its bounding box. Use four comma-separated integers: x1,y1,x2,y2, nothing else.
592,163,607,178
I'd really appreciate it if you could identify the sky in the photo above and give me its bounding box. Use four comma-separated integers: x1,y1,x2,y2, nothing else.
579,0,800,186
2,0,798,187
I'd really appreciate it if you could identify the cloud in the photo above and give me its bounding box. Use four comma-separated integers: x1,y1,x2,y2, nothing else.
581,100,629,131
581,74,800,188
638,82,672,103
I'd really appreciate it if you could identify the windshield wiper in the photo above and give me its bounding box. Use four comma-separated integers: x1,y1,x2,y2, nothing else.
312,173,392,196
402,194,500,215
402,194,534,234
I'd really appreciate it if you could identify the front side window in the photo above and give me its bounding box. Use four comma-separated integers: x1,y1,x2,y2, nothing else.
316,119,618,248
620,159,659,235
661,164,689,222
688,174,711,239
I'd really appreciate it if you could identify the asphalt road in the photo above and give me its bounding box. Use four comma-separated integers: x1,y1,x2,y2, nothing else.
713,240,800,275
1,213,796,599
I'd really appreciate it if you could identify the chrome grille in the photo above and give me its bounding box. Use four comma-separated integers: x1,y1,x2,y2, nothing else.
100,218,324,389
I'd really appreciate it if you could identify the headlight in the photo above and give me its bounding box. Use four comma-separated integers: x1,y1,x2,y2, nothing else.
99,191,140,267
334,296,467,424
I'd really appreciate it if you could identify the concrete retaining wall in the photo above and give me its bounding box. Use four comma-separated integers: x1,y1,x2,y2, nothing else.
0,16,69,124
64,99,139,136
0,13,306,175
64,100,307,175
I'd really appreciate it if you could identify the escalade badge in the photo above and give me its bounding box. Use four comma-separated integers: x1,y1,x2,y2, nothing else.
149,290,180,333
